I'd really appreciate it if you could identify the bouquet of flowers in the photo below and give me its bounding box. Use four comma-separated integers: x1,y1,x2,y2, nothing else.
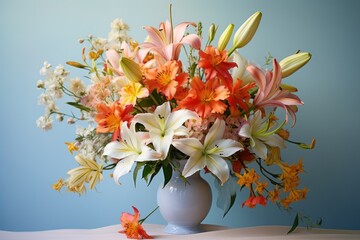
37,8,315,226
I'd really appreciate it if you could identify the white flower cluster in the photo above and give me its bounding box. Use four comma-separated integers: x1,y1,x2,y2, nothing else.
36,62,69,130
108,18,131,45
75,125,112,162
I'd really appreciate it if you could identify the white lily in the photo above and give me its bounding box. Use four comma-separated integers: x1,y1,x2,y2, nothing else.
230,51,254,85
239,110,285,160
133,102,198,159
103,122,161,184
173,118,243,185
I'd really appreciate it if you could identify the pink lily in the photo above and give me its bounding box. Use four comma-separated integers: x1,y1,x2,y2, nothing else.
248,59,303,126
141,20,201,61
106,41,147,76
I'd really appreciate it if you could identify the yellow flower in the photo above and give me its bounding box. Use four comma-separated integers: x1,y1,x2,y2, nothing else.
255,181,268,194
268,185,280,202
67,185,86,195
236,168,260,188
288,188,309,202
119,82,149,106
67,155,104,192
265,147,281,165
52,179,65,191
65,142,79,154
277,159,304,192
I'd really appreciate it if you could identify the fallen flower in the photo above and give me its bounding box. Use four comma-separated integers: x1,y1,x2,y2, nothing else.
119,206,153,239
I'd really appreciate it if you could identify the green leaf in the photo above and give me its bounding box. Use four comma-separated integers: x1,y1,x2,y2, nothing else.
66,102,91,112
142,164,154,182
147,164,161,186
287,213,299,234
223,193,236,218
162,163,173,188
138,98,156,108
133,162,145,188
316,217,323,226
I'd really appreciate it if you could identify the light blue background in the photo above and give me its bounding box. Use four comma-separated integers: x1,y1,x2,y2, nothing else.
1,0,360,231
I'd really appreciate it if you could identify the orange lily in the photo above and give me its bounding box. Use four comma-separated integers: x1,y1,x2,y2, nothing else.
227,79,256,115
142,21,201,61
119,206,152,239
198,45,237,88
94,101,133,140
144,60,188,100
178,77,229,119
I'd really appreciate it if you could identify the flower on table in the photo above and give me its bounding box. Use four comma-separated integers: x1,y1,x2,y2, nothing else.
119,206,152,239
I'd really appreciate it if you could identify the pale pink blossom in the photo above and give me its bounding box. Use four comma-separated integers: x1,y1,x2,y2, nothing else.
248,59,303,125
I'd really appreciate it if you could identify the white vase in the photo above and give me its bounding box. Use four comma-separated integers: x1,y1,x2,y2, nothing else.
157,160,212,234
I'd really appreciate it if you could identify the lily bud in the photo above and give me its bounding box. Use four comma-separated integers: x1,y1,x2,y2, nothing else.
66,61,87,69
280,83,298,92
229,11,262,55
120,57,142,82
279,52,312,78
217,24,234,51
208,23,217,43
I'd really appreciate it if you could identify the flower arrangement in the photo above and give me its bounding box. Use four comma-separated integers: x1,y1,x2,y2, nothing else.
37,7,317,232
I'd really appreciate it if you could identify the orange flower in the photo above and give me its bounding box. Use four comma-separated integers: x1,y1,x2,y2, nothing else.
94,101,133,140
227,79,256,116
242,195,267,208
198,45,237,87
119,206,152,239
144,60,188,100
178,77,229,119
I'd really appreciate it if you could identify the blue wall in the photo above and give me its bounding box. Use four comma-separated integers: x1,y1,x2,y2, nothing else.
1,0,359,231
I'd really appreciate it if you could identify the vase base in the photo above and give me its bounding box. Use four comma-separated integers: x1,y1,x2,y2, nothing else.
164,223,203,235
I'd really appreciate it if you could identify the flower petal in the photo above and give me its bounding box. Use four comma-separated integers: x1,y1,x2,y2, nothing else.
172,138,203,156
212,139,243,157
113,156,137,184
150,130,173,159
181,34,201,50
206,155,230,185
204,118,225,147
103,141,134,160
167,109,198,131
182,151,206,178
252,138,267,159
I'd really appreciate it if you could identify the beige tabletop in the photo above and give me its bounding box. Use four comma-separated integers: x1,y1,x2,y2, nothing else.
1,224,360,240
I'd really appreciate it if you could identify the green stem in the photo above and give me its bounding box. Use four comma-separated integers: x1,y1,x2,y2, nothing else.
139,206,159,224
149,93,160,106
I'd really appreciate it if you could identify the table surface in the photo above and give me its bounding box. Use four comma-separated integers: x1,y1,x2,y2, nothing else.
1,224,360,240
